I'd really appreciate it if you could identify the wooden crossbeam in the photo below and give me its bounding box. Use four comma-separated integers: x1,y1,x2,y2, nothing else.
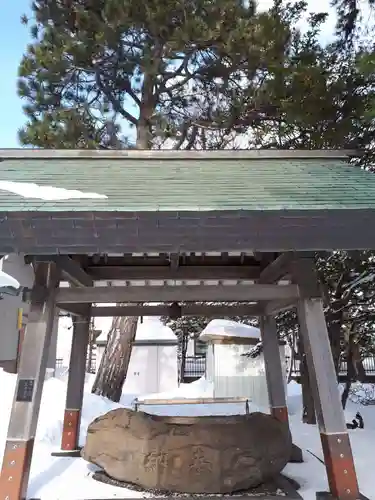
59,303,262,317
86,265,260,281
264,298,297,315
56,283,299,304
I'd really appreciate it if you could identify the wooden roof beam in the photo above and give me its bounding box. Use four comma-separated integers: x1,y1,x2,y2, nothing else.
86,265,261,281
60,303,262,317
56,283,299,304
258,252,297,284
32,255,93,287
264,298,297,316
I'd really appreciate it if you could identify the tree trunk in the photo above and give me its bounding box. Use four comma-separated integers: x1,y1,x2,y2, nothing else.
352,340,366,382
298,337,316,424
327,320,342,376
91,96,153,399
286,332,297,384
301,356,317,424
341,334,355,409
180,332,189,383
92,316,138,402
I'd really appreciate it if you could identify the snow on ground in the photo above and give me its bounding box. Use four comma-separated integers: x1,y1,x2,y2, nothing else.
0,368,374,499
135,377,269,416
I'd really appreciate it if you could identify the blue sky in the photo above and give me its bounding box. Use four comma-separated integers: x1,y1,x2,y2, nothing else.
1,2,31,148
0,0,337,149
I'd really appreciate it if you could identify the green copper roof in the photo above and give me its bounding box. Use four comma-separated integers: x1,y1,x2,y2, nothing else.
0,156,373,212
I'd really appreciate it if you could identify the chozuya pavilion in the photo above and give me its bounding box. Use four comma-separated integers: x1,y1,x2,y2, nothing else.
0,149,374,500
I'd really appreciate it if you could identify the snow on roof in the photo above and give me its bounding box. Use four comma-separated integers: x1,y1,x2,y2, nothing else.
94,313,112,343
199,319,260,342
0,181,107,200
94,314,175,343
95,329,108,343
136,317,175,341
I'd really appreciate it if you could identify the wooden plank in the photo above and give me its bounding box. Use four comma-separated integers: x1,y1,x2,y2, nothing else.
56,283,299,304
0,263,59,500
86,265,261,281
71,495,301,500
85,254,259,267
6,210,375,255
59,303,263,317
135,397,251,406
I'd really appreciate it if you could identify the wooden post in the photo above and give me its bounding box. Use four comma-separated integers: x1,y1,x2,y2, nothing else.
260,315,289,424
293,259,360,500
0,263,59,500
53,309,91,456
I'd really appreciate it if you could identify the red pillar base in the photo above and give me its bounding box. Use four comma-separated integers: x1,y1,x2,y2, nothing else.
271,405,289,423
320,432,360,500
61,409,81,451
0,439,35,500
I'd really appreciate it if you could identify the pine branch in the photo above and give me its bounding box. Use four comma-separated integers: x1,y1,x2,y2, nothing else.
95,69,138,126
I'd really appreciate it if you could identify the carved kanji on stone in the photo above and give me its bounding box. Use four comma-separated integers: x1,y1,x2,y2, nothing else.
143,450,167,472
190,446,213,475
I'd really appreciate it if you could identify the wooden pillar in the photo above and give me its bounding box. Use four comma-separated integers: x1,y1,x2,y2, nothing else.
57,309,91,455
293,259,360,500
0,263,59,500
260,315,289,424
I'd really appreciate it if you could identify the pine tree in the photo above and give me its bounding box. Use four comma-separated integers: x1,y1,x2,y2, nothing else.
18,0,298,400
18,0,375,410
168,16,375,420
18,0,280,149
332,0,375,41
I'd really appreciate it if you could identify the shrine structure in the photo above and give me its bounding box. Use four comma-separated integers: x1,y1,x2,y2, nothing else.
0,149,374,500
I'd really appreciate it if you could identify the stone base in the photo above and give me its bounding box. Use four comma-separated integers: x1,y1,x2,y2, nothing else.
83,409,293,494
93,470,302,499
